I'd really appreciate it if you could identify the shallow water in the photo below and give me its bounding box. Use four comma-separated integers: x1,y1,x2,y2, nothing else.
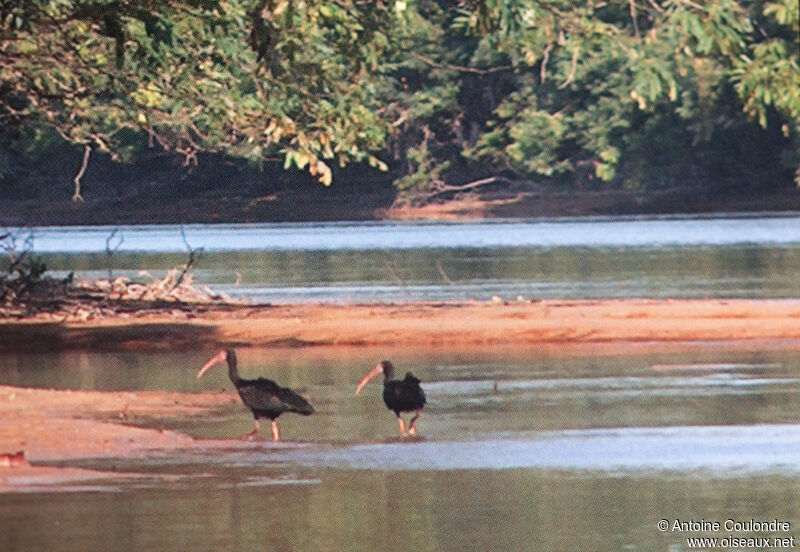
3,347,800,551
9,215,800,302
5,214,800,549
4,469,800,552
17,215,800,252
3,469,798,552
4,347,800,438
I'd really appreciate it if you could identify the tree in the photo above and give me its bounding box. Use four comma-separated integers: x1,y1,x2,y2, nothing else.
387,0,800,199
2,0,797,203
730,0,800,181
0,0,395,197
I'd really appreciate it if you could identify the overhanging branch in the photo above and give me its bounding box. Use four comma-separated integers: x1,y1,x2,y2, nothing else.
72,143,91,202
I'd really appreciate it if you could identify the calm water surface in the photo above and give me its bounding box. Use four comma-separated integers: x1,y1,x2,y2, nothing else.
18,215,800,252
4,215,800,550
2,347,800,551
9,214,800,302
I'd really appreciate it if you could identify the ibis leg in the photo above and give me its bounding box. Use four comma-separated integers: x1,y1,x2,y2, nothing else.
397,416,406,436
240,419,260,440
408,409,423,436
271,420,281,441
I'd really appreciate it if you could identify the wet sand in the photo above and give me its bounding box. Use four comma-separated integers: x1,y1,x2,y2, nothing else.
0,385,251,491
3,298,800,490
4,298,800,351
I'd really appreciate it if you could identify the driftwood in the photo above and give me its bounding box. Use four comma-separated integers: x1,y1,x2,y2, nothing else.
0,269,244,321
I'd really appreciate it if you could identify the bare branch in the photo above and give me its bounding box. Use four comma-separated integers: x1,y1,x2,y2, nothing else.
174,226,203,290
436,261,453,285
558,48,580,90
430,176,513,198
675,0,708,11
630,0,641,40
72,144,90,202
382,253,407,289
540,44,552,84
410,51,513,75
105,228,123,280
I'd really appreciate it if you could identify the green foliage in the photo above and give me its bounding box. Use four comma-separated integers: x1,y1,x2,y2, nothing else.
730,0,800,128
1,0,798,196
388,0,800,193
0,0,396,185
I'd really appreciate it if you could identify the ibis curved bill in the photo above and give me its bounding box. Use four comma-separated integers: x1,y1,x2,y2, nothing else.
355,360,426,436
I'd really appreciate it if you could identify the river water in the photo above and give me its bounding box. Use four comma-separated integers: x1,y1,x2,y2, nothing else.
2,347,800,551
12,213,800,302
2,215,800,551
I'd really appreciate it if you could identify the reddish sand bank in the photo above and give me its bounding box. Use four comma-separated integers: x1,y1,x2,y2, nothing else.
0,385,248,491
3,299,800,352
4,298,800,490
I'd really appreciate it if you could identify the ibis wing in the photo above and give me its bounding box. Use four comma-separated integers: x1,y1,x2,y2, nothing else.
383,374,426,413
236,379,282,412
403,372,426,406
274,384,315,415
237,378,314,416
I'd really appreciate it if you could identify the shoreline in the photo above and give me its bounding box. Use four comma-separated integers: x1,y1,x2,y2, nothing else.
3,298,800,353
4,173,800,226
3,296,800,491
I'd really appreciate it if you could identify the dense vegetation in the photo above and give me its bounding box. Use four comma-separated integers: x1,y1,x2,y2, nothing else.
1,0,798,204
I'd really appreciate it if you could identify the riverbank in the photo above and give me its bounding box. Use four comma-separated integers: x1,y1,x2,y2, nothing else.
0,384,248,491
6,186,800,226
4,298,800,352
4,297,800,491
0,299,800,352
3,142,800,224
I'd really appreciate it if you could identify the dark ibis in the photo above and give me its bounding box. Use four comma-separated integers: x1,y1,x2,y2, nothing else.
355,360,426,436
197,348,314,441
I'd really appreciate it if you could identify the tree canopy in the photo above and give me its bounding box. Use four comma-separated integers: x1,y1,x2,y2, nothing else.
1,0,798,200
386,0,799,196
1,0,395,194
